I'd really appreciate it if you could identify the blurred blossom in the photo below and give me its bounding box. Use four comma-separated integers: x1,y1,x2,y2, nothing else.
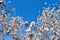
0,0,60,40
12,7,16,13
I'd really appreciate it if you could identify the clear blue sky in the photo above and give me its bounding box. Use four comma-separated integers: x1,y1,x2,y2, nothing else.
4,0,60,40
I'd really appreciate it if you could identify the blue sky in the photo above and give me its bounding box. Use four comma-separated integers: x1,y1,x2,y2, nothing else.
4,0,60,40
6,0,60,22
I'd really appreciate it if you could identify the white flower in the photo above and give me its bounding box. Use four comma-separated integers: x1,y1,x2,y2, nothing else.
30,21,35,28
0,0,3,2
25,27,31,32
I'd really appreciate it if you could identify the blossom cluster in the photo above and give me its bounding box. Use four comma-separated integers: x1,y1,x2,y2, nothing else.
0,0,60,40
